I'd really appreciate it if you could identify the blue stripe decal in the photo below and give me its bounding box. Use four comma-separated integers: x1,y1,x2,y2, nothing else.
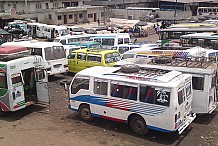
70,95,167,116
147,125,174,133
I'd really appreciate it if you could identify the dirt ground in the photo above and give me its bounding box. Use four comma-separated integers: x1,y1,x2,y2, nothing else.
1,34,218,146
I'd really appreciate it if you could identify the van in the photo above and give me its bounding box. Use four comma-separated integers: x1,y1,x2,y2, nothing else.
0,46,49,115
68,48,121,73
2,41,68,76
68,65,195,135
113,57,217,114
53,34,90,45
42,25,68,41
66,41,102,49
89,33,131,49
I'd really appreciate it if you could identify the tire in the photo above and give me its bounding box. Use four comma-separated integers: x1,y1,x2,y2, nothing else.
129,115,148,135
79,104,94,122
0,107,5,117
120,64,140,73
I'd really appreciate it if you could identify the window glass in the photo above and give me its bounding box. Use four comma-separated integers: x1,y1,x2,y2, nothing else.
89,44,102,49
192,77,204,90
87,54,101,63
211,74,216,88
105,52,121,64
93,38,101,44
0,73,7,89
118,38,123,44
111,83,137,101
68,52,76,59
94,79,108,95
36,69,45,81
60,39,66,45
102,38,114,46
140,86,155,104
118,47,129,54
71,76,89,94
124,38,130,44
155,89,170,106
80,37,90,41
77,53,86,61
178,88,185,105
68,38,79,43
11,73,22,87
44,46,66,61
29,48,42,56
186,82,192,99
122,54,134,59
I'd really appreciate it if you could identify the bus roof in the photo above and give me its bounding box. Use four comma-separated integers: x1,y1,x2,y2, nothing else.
161,27,218,32
2,41,63,48
72,48,119,54
77,66,187,87
181,32,218,39
169,23,217,28
0,46,27,54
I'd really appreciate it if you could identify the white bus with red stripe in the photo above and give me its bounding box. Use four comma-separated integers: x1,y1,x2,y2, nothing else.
2,41,68,76
68,65,196,135
0,46,49,116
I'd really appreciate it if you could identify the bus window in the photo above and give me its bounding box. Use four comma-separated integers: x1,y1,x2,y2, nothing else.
93,38,101,44
60,39,66,45
68,38,79,43
68,52,76,59
124,38,130,44
186,82,192,99
178,88,185,105
105,52,121,64
118,38,123,44
87,54,101,63
29,48,42,56
102,38,114,46
94,79,108,95
156,89,170,106
71,76,89,94
192,77,204,90
140,86,155,104
77,53,86,61
118,47,129,54
11,73,22,87
111,83,137,100
44,46,66,61
0,73,7,89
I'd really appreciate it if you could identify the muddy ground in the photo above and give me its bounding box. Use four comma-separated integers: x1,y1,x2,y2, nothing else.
1,34,218,146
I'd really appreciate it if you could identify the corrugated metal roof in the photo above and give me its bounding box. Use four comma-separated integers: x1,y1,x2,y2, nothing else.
0,14,25,20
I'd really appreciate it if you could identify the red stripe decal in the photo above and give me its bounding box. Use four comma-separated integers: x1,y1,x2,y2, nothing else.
14,105,18,109
100,115,125,123
0,102,10,111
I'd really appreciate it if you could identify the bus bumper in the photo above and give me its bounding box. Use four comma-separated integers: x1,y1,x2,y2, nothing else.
177,113,196,135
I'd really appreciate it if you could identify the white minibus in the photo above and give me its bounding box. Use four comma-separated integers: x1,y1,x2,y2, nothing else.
0,46,49,115
2,41,68,76
89,33,131,49
42,25,68,41
68,65,196,135
114,57,217,114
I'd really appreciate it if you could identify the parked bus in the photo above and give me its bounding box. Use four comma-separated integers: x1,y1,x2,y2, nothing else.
67,65,196,135
180,32,218,49
0,46,49,116
197,7,218,16
122,46,206,60
114,57,218,114
157,27,218,46
89,33,131,49
2,41,68,76
53,34,90,45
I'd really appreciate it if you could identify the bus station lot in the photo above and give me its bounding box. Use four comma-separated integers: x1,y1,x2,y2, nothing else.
0,73,218,146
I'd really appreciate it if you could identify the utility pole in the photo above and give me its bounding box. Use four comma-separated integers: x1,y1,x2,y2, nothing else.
174,0,178,17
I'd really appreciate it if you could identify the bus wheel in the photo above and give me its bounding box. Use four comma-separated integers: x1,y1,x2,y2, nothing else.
130,115,148,135
79,104,94,122
0,107,5,117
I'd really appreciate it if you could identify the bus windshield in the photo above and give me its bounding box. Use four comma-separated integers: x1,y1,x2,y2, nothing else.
0,73,7,89
45,46,66,61
105,52,121,63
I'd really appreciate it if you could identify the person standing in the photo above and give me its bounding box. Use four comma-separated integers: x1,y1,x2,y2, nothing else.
97,18,100,26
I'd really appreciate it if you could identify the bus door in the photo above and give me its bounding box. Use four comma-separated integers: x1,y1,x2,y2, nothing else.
177,84,190,133
208,72,217,113
75,53,87,73
68,52,76,72
35,68,49,105
11,73,26,111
